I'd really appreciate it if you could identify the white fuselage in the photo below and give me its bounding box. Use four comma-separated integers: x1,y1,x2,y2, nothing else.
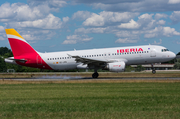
39,45,176,70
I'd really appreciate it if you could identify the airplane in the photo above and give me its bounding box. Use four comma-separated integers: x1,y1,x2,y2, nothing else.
4,28,176,78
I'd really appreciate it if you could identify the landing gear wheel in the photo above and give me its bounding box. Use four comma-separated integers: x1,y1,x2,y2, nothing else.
152,70,156,74
92,72,99,78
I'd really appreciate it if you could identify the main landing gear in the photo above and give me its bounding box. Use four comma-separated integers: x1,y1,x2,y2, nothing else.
92,69,99,78
151,64,156,74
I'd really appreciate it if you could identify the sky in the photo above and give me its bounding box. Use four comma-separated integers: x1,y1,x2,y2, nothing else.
0,0,180,54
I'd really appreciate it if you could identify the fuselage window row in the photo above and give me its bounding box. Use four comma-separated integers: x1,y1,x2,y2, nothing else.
47,51,149,60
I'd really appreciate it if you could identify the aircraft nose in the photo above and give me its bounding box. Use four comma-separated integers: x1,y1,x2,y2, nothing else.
170,52,176,59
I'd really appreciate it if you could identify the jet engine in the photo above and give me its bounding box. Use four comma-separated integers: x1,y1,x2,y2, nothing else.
104,62,125,72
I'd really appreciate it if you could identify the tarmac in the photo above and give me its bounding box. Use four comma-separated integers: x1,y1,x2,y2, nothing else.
3,76,180,81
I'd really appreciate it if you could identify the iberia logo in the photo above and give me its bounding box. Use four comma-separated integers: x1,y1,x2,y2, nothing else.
113,65,121,67
117,48,143,53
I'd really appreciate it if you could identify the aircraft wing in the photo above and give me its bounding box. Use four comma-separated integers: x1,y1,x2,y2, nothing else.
68,54,108,65
67,54,127,66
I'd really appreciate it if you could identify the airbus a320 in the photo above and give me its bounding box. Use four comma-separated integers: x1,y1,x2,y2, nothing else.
5,29,176,78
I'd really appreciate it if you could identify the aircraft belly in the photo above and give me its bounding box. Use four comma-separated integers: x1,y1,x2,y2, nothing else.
49,62,77,70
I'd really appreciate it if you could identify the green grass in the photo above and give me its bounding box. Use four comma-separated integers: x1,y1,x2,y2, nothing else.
0,82,180,119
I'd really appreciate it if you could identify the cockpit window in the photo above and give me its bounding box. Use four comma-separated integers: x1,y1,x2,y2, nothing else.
161,49,169,52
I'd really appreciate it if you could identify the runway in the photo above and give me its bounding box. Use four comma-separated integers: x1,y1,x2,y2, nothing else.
2,76,180,81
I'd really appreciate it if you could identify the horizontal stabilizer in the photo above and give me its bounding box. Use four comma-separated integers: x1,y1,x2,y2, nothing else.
5,57,27,63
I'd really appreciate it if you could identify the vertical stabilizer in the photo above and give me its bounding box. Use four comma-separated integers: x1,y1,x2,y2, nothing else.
5,28,37,57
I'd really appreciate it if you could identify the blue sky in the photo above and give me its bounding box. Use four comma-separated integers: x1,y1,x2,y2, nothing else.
1,0,180,54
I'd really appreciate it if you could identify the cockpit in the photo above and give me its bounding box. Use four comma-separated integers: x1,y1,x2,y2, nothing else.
161,49,169,52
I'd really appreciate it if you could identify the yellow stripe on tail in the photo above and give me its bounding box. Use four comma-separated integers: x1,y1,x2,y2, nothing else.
5,28,25,40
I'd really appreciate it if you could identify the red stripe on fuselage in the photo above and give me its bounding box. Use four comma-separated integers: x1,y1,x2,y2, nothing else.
8,38,53,70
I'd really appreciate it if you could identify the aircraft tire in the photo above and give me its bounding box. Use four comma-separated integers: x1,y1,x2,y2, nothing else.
92,72,99,78
152,70,156,74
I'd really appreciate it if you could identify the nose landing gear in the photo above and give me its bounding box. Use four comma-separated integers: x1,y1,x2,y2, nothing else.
151,64,156,74
152,69,156,74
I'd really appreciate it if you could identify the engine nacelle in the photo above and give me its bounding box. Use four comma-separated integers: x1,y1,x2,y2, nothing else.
105,62,125,72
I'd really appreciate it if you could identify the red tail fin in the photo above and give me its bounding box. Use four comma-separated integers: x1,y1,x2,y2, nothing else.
5,28,52,70
5,28,37,57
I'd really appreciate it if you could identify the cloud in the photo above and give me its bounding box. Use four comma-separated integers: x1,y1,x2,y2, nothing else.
155,13,168,20
144,26,180,38
72,11,92,20
0,26,5,40
176,41,180,44
63,16,69,22
0,3,50,22
0,36,5,41
118,19,140,29
28,0,67,9
73,0,143,4
62,40,77,44
0,26,4,32
135,13,156,30
115,31,140,40
168,0,180,4
163,27,180,36
170,11,180,24
152,39,162,45
115,38,138,43
82,11,139,26
10,29,56,41
156,20,166,25
83,13,104,26
74,0,180,12
7,14,63,29
62,35,93,44
75,27,106,34
73,12,180,45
